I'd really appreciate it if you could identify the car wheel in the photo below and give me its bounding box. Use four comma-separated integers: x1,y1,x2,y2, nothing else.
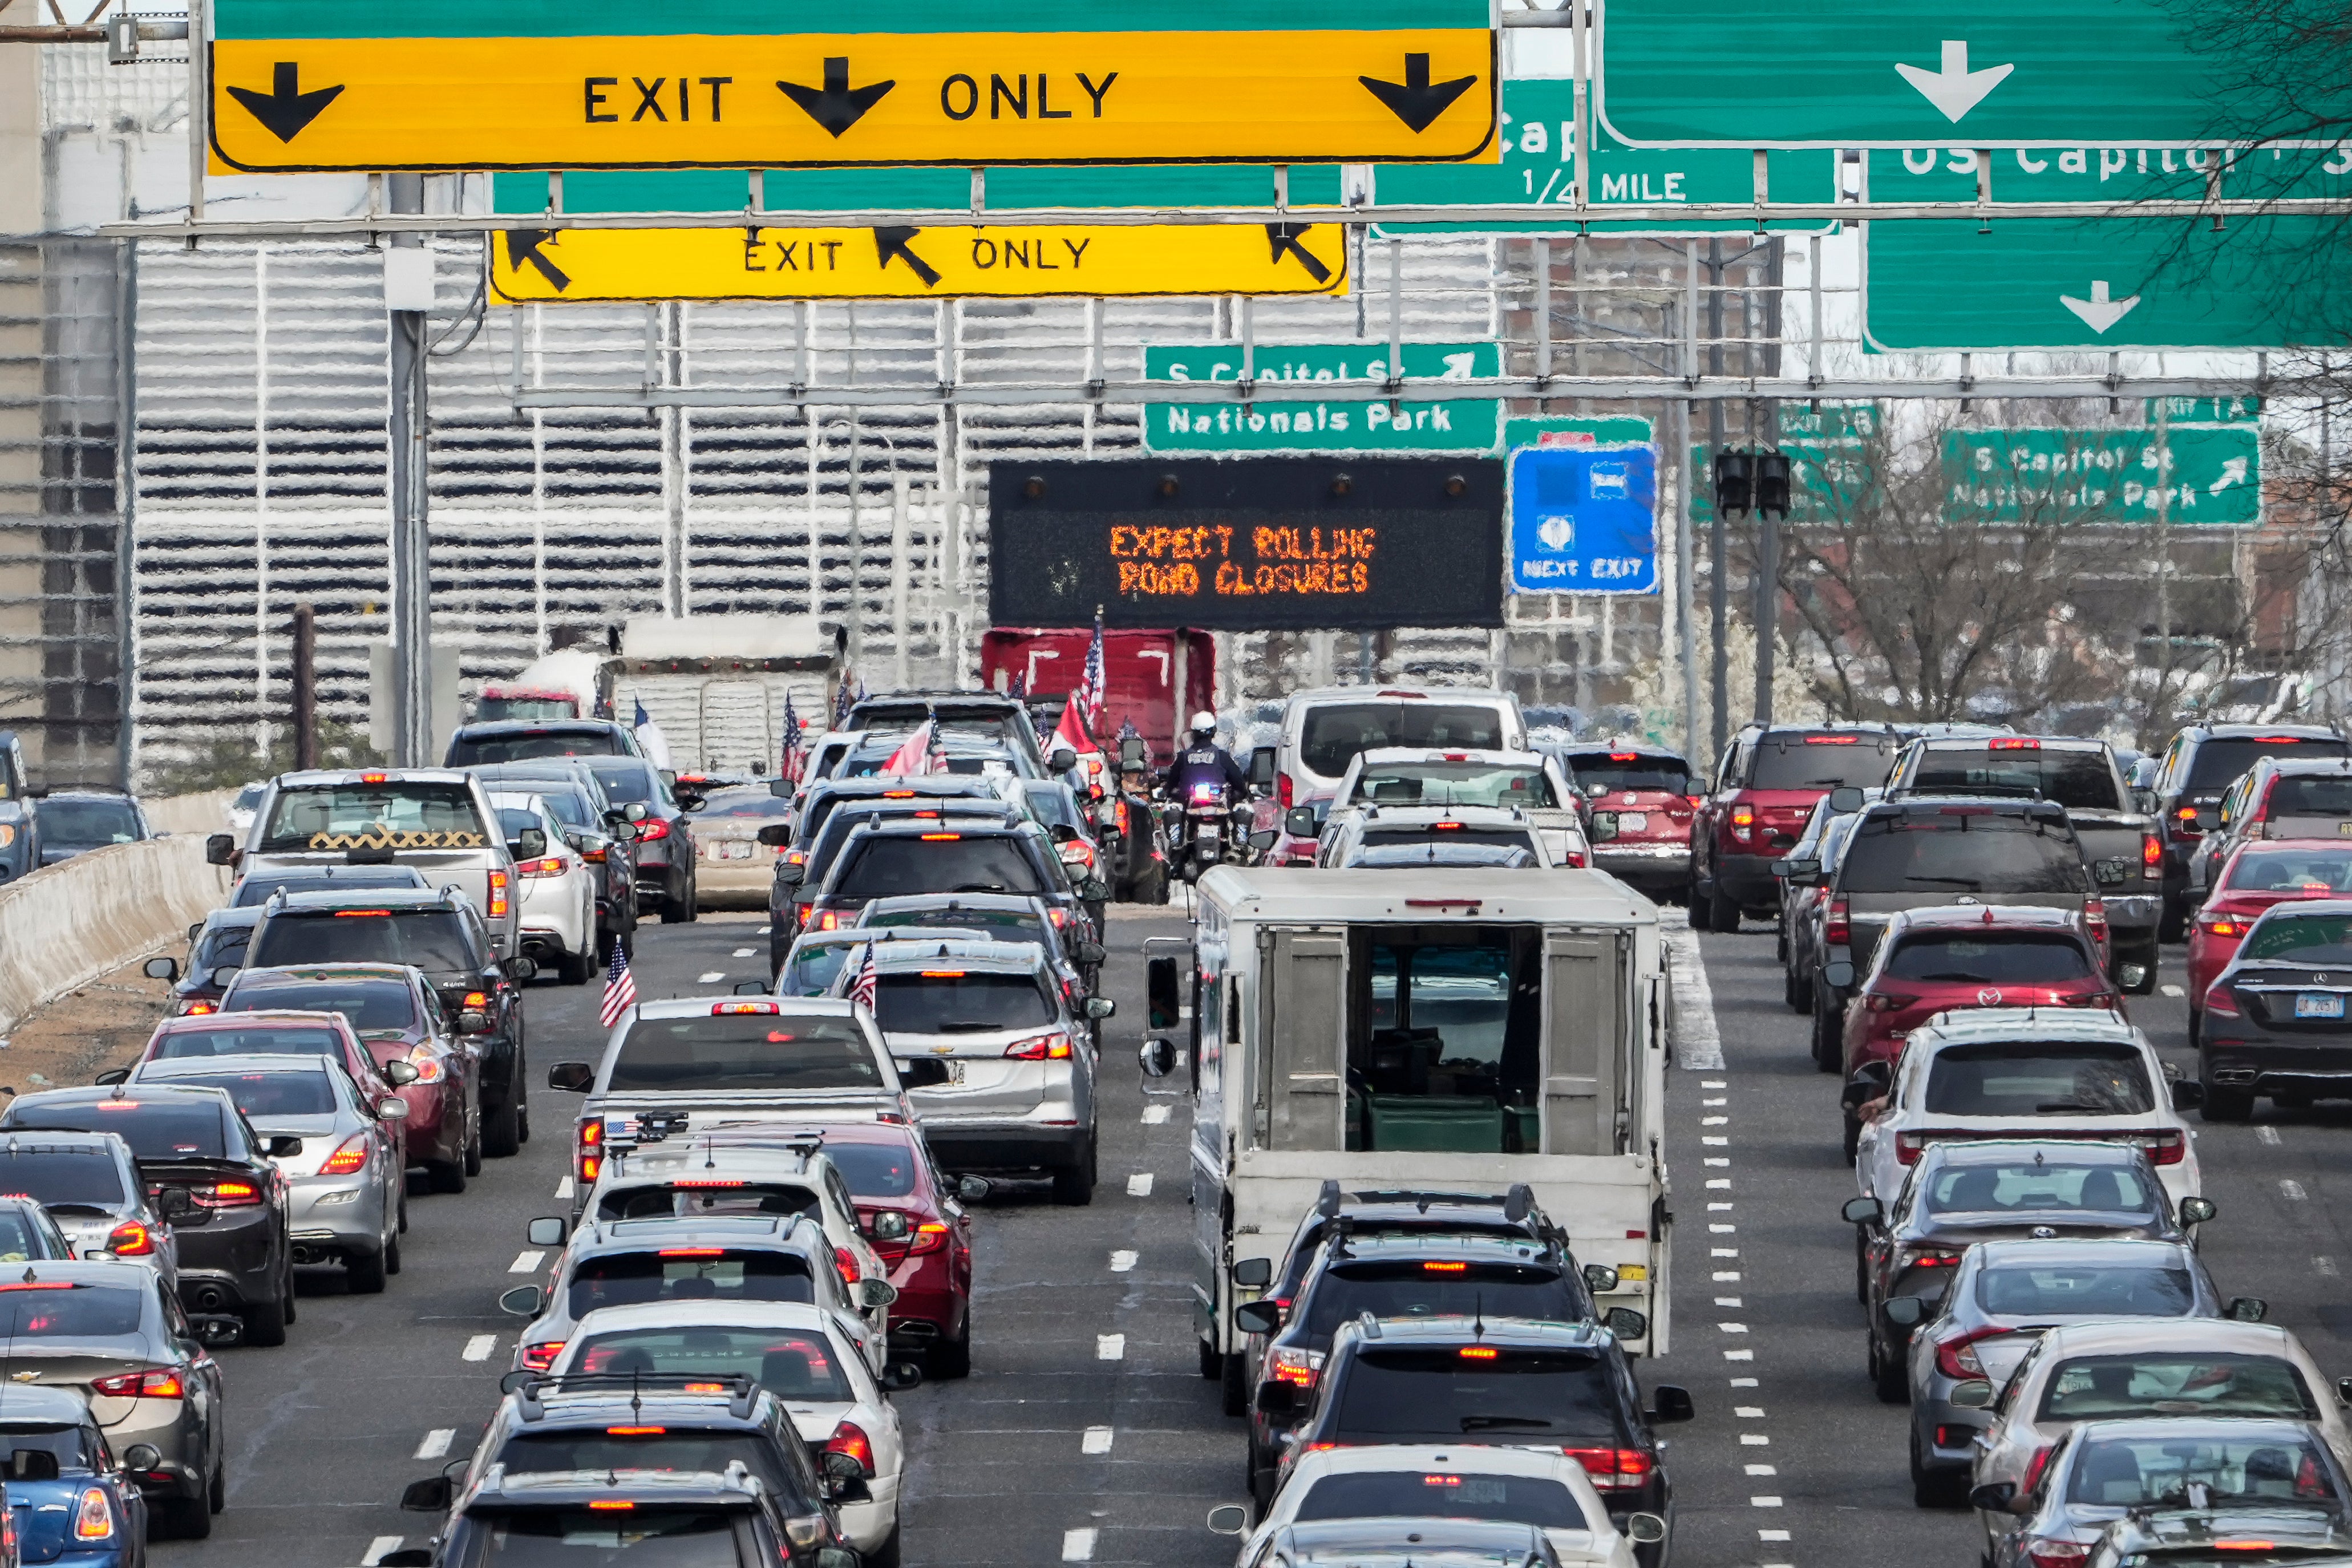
1221,1352,1248,1417
384,1226,403,1277
1792,966,1816,1015
1249,1448,1276,1512
1842,1111,1862,1165
398,1186,409,1232
2188,1006,2203,1044
1812,992,1843,1074
1855,1229,1870,1304
1775,925,1789,964
932,1316,973,1380
464,1113,484,1177
1198,1335,1222,1381
282,1266,296,1326
1051,1141,1096,1206
1709,882,1741,933
1689,872,1715,931
2160,897,2187,944
240,1291,288,1348
2201,1085,2256,1123
209,1456,226,1513
557,946,592,986
161,1489,212,1541
1782,966,1801,1011
347,1244,387,1295
1868,1331,1907,1404
1912,1431,1968,1508
864,1529,902,1568
483,1094,522,1159
431,1156,467,1194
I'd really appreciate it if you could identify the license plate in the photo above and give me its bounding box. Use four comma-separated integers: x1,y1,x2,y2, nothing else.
2297,992,2346,1019
1618,812,1648,833
2338,822,2352,837
710,841,754,861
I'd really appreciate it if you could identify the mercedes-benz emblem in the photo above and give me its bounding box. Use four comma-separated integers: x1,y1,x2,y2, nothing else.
1978,987,2003,1006
2030,1226,2057,1239
2315,975,2333,986
1955,895,1981,905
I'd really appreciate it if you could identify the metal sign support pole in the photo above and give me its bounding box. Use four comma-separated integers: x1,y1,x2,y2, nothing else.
1675,397,1699,765
387,172,434,768
1705,238,1727,764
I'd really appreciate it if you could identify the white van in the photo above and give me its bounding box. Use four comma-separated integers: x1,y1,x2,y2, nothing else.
1253,687,1526,814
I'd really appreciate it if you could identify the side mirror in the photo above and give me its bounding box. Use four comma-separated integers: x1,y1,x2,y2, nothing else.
2228,1296,2269,1322
378,1097,410,1121
1624,1514,1668,1546
756,823,792,848
458,1010,492,1036
610,821,640,842
498,1285,546,1317
871,1210,911,1243
1205,1503,1251,1537
400,1474,455,1513
1605,1306,1649,1340
1828,787,1865,813
1086,997,1117,1021
1572,1261,1618,1294
1841,1061,1892,1113
157,1188,197,1222
210,964,242,988
1249,747,1278,791
1233,1299,1283,1335
2179,1195,2218,1225
1232,1257,1273,1289
121,1444,160,1473
1649,1384,1694,1423
1138,1038,1177,1079
1145,954,1183,1031
204,833,235,865
2172,1079,2206,1111
378,1552,435,1567
2131,786,2159,815
498,1370,537,1395
265,1135,305,1158
1881,1295,1926,1329
1841,1196,1884,1226
527,1216,568,1247
1051,747,1078,773
503,955,536,982
1079,877,1111,901
187,1312,241,1346
775,861,806,886
1284,805,1319,840
770,777,794,798
1247,829,1278,853
861,1278,900,1309
880,1360,924,1392
2337,1375,2352,1407
658,769,678,791
382,1059,420,1086
1777,857,1820,884
1254,1381,1297,1419
93,1067,129,1087
1968,1481,2017,1512
1073,941,1106,966
143,955,180,982
1949,1379,1995,1409
513,828,548,860
956,1174,991,1204
546,1061,596,1093
1120,736,1147,767
1824,959,1856,990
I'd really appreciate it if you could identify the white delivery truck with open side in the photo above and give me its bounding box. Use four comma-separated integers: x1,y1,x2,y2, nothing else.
1144,866,1673,1392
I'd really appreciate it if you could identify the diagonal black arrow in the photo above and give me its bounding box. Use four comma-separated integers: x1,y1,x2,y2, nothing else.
225,60,346,143
1265,224,1333,284
778,56,896,137
503,229,572,293
872,227,942,288
1358,52,1476,133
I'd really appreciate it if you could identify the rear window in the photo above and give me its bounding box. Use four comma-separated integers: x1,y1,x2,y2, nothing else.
1977,1264,2196,1318
1331,1347,1622,1443
566,1250,817,1317
493,1432,812,1513
2065,1432,2339,1508
608,1016,879,1093
1561,752,1691,795
830,837,1046,899
777,944,857,998
1905,746,2122,811
145,1071,337,1120
2220,847,2352,895
1922,1044,2153,1117
1300,704,1510,780
1350,763,1560,811
6,1101,226,1160
2186,736,2350,794
149,1024,347,1061
256,782,487,852
1359,827,1539,855
1347,844,1537,870
458,1508,748,1566
871,971,1054,1033
598,1184,821,1223
0,1423,98,1473
582,759,661,805
701,791,789,820
573,1327,851,1401
232,873,423,907
2041,1354,2318,1421
448,728,627,764
1303,1261,1574,1342
248,910,476,972
38,799,140,848
2244,915,2352,966
222,980,416,1032
0,1212,59,1262
1294,1470,1588,1531
1920,1160,2158,1217
865,907,1045,941
0,1285,143,1340
1881,934,2094,984
2266,774,2352,818
192,922,254,967
1839,815,2086,894
1747,733,1897,789
823,1142,920,1198
0,1151,125,1208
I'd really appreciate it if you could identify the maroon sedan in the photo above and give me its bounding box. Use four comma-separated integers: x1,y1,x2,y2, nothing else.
820,1123,978,1379
210,965,482,1193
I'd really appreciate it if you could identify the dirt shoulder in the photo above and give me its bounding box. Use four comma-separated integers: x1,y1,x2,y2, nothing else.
0,953,173,1094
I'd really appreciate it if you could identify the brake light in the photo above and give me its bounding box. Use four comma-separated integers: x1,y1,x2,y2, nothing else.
1866,992,1918,1014
72,1486,111,1541
658,1247,724,1258
1896,1132,1929,1166
1902,1250,1963,1270
1047,906,1072,930
334,910,394,918
1987,738,2041,750
795,902,814,926
605,1426,666,1436
196,1180,262,1209
1562,849,1586,868
1277,773,1294,809
577,1117,604,1184
1058,840,1094,867
1559,1447,1655,1492
833,1245,860,1284
921,970,969,978
2022,1445,2056,1494
1805,735,1860,745
2142,832,2161,868
588,1501,635,1512
319,1135,370,1176
1934,1327,1999,1379
1686,794,1703,807
921,833,961,841
1826,898,1850,945
1269,1346,1319,1387
2203,916,2247,937
360,772,388,784
464,992,489,1009
2027,1539,2089,1568
90,1369,183,1399
581,846,607,864
1730,805,1755,842
1459,1346,1498,1359
714,1002,780,1015
515,856,566,878
816,910,841,931
488,868,511,919
2206,983,2242,1017
2147,1131,2187,1166
1422,1261,1468,1273
179,1001,216,1016
908,1220,950,1255
520,1341,564,1372
104,1221,153,1257
826,1420,876,1476
2084,898,2107,939
1005,1033,1074,1060
2175,805,2203,837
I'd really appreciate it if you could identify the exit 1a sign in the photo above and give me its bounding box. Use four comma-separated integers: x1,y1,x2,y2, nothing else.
1140,341,1501,454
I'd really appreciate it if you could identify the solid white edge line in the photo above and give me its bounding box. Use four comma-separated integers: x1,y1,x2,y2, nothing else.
1660,908,1724,1070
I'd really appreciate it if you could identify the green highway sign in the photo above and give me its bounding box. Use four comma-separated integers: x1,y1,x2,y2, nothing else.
1597,0,2277,148
1945,427,2260,525
2147,396,2261,426
1370,79,1837,236
1140,342,1501,454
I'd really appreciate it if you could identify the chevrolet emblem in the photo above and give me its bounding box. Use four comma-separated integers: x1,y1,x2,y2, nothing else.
9,1371,37,1383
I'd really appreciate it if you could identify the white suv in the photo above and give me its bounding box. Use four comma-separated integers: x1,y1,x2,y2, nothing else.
573,1132,887,1293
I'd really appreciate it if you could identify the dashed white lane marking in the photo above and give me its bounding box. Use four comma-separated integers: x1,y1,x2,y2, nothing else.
2282,1179,2309,1201
556,1176,574,1200
1736,1406,1766,1418
1702,1116,1729,1126
1759,1530,1792,1542
1724,1349,1754,1362
1702,1136,1729,1146
1746,1464,1777,1476
1750,1495,1783,1507
1702,1097,1727,1107
1708,1202,1734,1212
2161,983,2185,997
1062,1528,1098,1561
1706,1178,1731,1189
1718,1322,1749,1334
1713,1271,1742,1282
1709,1223,1736,1233
697,971,724,983
1126,1173,1153,1196
462,1335,497,1362
1703,1157,1730,1167
1662,909,1723,1069
1730,1377,1758,1388
1740,1433,1770,1445
1096,1334,1126,1360
1141,1105,1171,1124
1711,1247,1739,1258
1082,1427,1114,1454
2259,1126,2282,1146
363,1537,405,1566
510,1250,545,1274
756,925,771,935
1701,1079,1726,1088
1715,1297,1743,1307
2317,1256,2340,1278
414,1429,455,1460
1110,1250,1137,1273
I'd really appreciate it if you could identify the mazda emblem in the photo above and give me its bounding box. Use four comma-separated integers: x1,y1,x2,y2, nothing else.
1978,987,2003,1006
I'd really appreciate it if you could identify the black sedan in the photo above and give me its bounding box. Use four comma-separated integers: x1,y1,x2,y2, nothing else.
2196,897,2352,1120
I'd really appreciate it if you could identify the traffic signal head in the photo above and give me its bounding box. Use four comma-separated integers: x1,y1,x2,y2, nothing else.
1755,452,1793,516
1714,449,1754,514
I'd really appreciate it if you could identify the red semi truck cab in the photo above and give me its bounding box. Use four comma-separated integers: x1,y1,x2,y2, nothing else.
980,628,1216,767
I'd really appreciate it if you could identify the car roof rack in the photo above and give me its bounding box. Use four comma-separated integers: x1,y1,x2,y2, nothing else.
511,1371,759,1424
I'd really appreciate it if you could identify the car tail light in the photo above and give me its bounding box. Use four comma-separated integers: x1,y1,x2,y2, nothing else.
1005,1033,1073,1060
1896,1132,1930,1166
1902,1249,1963,1271
464,991,489,1010
1865,992,1918,1014
520,1341,564,1372
2142,832,2161,868
404,1046,447,1084
1459,1346,1498,1359
714,1001,780,1015
1562,849,1586,868
487,868,511,919
2056,991,2119,1008
581,845,608,864
90,1369,183,1399
908,1219,950,1255
196,1180,262,1209
319,1135,370,1176
2207,983,2242,1018
515,856,566,878
816,910,841,931
588,1501,635,1512
1558,1447,1655,1492
635,818,671,843
1058,840,1095,868
2145,1131,2186,1166
179,1000,216,1016
606,1426,666,1436
577,1117,604,1184
1934,1327,2000,1379
1047,906,1073,930
1268,1346,1320,1387
2175,805,2203,837
2027,1539,2089,1568
795,902,814,926
825,1420,876,1476
1826,898,1850,945
1277,773,1294,809
2023,1445,2057,1494
2084,898,2107,941
105,1221,153,1257
833,1245,861,1284
1730,805,1755,842
72,1486,111,1541
2202,915,2247,937
1988,738,2041,751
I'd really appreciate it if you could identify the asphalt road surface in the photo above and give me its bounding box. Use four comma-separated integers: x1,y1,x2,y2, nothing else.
142,907,2352,1568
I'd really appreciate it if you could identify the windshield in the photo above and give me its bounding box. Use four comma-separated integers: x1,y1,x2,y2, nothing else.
448,729,627,764
2245,915,2352,965
150,1024,346,1061
459,1508,746,1567
37,799,139,848
1560,752,1691,795
606,1016,880,1093
2219,848,2352,896
598,1185,820,1223
7,1100,227,1160
248,911,475,972
572,1327,851,1402
256,783,487,852
830,837,1046,899
1016,787,1087,830
1302,1262,1574,1343
225,979,415,1032
808,811,1007,887
2067,1433,2341,1509
1978,1263,2196,1317
147,1070,336,1119
566,1251,816,1318
493,1434,809,1513
1332,1347,1622,1441
0,1285,143,1340
1749,734,1898,789
1349,763,1560,811
1920,1160,2159,1217
1300,704,1511,781
1922,1044,2153,1116
871,971,1052,1033
2041,1354,2319,1421
0,1151,125,1207
1904,747,2122,810
2187,737,2350,793
232,872,425,907
1294,1471,1589,1531
822,1141,919,1198
1839,815,2085,894
1882,934,2095,984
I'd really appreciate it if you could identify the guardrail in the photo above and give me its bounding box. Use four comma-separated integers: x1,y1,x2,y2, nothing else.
0,835,229,1038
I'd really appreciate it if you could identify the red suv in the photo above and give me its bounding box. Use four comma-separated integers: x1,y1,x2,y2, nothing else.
2187,840,2352,1036
1692,723,1899,930
1553,742,1697,897
819,1123,978,1380
1837,903,2118,1077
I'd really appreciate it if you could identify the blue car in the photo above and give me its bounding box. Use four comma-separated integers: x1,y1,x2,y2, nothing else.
0,1385,147,1565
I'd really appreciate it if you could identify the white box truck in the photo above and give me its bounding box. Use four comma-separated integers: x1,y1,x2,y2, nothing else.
1144,866,1673,1381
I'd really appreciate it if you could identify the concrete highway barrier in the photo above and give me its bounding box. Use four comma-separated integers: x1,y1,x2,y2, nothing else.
0,833,228,1037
